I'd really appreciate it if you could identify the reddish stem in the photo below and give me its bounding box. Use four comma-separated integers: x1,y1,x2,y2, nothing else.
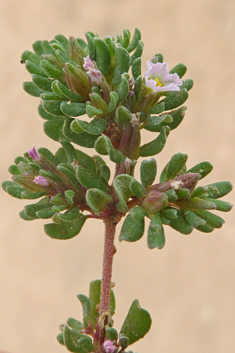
99,217,117,316
94,216,118,353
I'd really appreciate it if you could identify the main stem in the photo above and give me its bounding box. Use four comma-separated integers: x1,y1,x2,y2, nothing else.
99,216,117,317
95,216,117,353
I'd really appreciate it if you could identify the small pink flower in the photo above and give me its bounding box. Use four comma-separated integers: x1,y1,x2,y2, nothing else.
103,340,116,353
83,56,96,70
144,61,182,93
33,176,49,186
28,147,40,161
83,55,103,85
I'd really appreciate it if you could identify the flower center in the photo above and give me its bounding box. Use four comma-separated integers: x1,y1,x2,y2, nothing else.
154,77,163,87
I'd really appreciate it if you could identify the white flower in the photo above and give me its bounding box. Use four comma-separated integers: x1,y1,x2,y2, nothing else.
144,61,182,93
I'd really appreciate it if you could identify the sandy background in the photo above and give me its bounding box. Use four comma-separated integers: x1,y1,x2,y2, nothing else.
0,1,235,353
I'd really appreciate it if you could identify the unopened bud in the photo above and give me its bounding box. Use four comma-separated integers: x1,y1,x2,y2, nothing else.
142,190,167,214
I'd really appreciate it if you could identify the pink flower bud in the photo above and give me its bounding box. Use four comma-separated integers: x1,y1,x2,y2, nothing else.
28,147,40,161
103,340,116,353
83,56,96,70
33,176,49,186
83,55,103,85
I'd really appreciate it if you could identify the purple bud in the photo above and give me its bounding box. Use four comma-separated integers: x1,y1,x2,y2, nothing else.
33,176,49,186
83,56,95,70
83,56,103,85
142,190,168,214
28,147,40,161
103,340,116,353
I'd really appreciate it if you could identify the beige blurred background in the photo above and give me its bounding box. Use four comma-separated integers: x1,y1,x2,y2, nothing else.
0,1,235,353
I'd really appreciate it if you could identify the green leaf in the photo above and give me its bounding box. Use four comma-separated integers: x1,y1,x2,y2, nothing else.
119,214,145,242
175,197,216,210
38,147,58,165
149,102,165,115
41,40,56,55
160,207,178,220
57,207,81,222
129,206,147,221
151,53,163,63
169,63,187,78
21,50,40,64
32,74,53,92
129,179,146,198
23,81,45,97
147,214,165,249
57,332,65,345
122,29,131,48
105,327,118,341
94,38,111,76
89,280,115,328
8,165,21,175
190,186,207,198
132,57,141,80
166,153,188,180
75,165,108,192
65,190,75,205
52,80,83,102
71,119,107,135
120,299,151,345
77,294,91,328
115,106,132,125
113,174,133,213
63,325,94,353
187,161,213,179
67,318,83,331
43,119,66,141
204,181,233,199
44,214,87,239
127,28,141,53
184,210,206,228
42,100,64,116
85,188,112,215
112,44,131,85
2,181,26,199
85,32,96,60
55,34,70,54
169,210,193,234
130,40,144,64
161,88,188,110
24,197,52,219
59,140,77,164
60,102,86,117
115,74,130,102
74,149,96,173
94,135,125,163
194,210,225,229
140,158,157,187
57,164,81,190
63,118,98,148
86,102,103,118
36,207,54,219
181,79,194,91
32,40,45,56
139,127,169,157
25,60,47,76
196,224,214,233
203,198,233,212
146,114,173,126
40,59,63,79
107,91,118,113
